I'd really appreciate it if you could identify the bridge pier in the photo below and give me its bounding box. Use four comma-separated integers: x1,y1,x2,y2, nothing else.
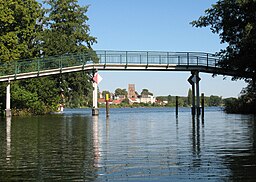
188,71,201,116
5,80,11,117
92,71,99,116
92,81,99,116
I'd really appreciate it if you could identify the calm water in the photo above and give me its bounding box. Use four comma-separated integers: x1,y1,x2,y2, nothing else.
0,107,256,181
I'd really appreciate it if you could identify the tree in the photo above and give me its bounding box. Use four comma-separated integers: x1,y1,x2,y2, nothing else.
167,95,172,104
115,88,128,97
192,0,256,113
187,88,192,106
0,0,41,62
191,0,256,81
41,0,96,56
41,0,97,108
208,95,222,106
102,90,111,99
141,89,153,96
0,0,52,115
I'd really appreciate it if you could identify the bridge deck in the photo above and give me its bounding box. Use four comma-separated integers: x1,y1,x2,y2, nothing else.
0,50,243,82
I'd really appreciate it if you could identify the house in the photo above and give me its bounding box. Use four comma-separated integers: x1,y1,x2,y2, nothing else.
140,95,156,104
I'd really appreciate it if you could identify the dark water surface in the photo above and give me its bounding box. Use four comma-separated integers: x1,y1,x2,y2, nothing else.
0,107,256,181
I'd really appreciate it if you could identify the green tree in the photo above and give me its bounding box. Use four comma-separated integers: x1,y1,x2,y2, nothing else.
187,88,192,106
167,95,172,105
192,0,256,113
208,95,222,106
0,0,41,62
0,0,53,115
141,89,153,96
41,0,97,108
191,0,256,81
115,88,128,97
11,77,60,115
41,0,96,55
102,90,111,99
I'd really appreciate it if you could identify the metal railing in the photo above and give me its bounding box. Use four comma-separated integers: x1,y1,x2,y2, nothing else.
96,51,219,67
0,50,220,78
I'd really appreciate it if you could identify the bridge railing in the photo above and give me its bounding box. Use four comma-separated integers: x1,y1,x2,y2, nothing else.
0,50,220,77
96,51,219,67
0,51,93,76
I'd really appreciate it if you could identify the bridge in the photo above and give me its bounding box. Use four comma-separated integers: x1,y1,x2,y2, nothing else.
0,50,244,81
0,50,251,117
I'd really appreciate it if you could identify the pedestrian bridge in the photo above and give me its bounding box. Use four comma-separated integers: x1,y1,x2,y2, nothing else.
0,50,247,82
0,50,252,117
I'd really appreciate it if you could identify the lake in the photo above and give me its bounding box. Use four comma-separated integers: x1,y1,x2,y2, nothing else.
0,107,256,181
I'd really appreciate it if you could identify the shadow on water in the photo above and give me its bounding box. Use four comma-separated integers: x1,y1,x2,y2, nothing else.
222,115,256,182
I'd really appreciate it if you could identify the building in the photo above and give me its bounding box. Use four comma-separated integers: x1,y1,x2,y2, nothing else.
128,84,137,99
140,95,156,104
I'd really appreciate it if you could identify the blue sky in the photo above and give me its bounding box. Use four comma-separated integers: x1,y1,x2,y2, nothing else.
40,0,247,98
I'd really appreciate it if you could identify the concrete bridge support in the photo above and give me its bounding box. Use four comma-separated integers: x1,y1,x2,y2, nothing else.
6,80,11,117
92,72,99,116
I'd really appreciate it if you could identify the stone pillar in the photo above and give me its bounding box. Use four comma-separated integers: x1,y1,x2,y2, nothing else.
6,80,11,117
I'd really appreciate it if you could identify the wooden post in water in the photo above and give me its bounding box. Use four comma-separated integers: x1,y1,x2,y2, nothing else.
201,93,204,118
176,96,179,116
105,93,110,117
191,82,196,116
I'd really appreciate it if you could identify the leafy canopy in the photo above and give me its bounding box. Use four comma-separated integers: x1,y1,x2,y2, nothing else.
0,0,41,62
42,0,97,56
191,0,256,81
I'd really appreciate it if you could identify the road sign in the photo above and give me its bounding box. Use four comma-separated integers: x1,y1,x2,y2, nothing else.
93,73,103,84
188,75,201,85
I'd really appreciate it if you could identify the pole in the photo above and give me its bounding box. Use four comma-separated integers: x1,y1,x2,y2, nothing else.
6,80,11,117
191,82,195,116
201,93,204,119
196,72,200,116
176,96,179,116
106,93,110,117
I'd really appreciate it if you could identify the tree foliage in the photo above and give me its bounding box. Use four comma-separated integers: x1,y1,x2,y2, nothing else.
40,0,97,109
187,88,192,106
115,88,128,97
0,0,41,62
191,0,256,81
0,0,97,115
141,89,153,96
41,0,96,55
192,0,256,114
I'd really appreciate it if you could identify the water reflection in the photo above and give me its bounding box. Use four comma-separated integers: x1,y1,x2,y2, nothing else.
6,117,11,163
92,116,100,168
191,116,201,167
1,108,256,181
0,115,99,181
222,115,256,181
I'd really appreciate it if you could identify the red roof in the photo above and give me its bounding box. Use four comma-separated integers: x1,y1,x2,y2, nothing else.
112,100,122,104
